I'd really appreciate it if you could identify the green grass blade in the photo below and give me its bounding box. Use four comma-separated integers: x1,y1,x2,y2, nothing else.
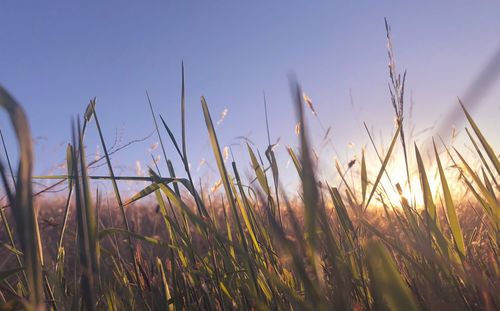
156,257,174,311
364,239,421,311
200,96,236,212
201,96,263,298
361,148,367,204
124,183,160,206
146,90,170,172
287,146,302,179
460,100,500,175
0,127,16,187
89,98,139,285
433,141,465,257
72,119,98,310
57,144,74,254
454,148,499,226
365,123,401,208
414,145,437,224
291,79,325,297
181,61,187,160
0,85,44,309
465,128,498,186
247,143,270,196
230,168,262,254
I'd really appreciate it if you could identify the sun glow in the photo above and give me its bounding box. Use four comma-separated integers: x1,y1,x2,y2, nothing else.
375,157,442,210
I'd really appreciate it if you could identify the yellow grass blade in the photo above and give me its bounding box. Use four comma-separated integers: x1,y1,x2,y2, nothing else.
460,100,500,175
433,141,465,257
247,143,270,196
415,145,437,224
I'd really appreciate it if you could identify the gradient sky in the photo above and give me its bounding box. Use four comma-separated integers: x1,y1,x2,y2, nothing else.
1,2,499,193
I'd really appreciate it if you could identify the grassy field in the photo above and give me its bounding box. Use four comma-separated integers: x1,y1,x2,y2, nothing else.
0,29,499,311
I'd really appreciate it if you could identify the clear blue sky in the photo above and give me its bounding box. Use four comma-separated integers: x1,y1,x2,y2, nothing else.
1,2,499,192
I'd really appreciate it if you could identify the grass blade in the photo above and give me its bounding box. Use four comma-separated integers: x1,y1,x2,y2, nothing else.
364,239,420,311
365,123,401,208
0,85,44,309
433,141,465,257
460,100,500,175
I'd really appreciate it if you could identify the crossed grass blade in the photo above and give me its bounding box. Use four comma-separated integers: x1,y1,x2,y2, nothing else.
87,99,141,289
365,122,401,208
